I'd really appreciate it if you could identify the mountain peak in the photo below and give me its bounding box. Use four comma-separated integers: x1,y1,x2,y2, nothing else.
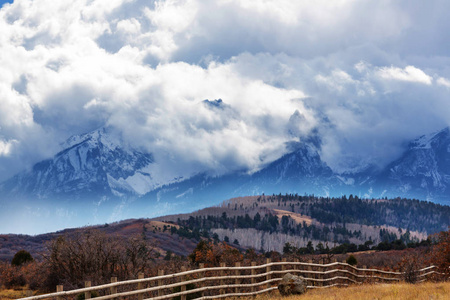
1,127,155,199
61,127,122,151
410,127,450,149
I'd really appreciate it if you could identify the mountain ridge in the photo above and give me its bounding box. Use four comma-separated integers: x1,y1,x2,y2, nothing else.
1,126,450,234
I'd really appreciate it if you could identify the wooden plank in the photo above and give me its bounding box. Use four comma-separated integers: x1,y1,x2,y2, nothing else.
147,278,282,300
181,266,186,300
17,263,437,300
362,266,366,284
220,263,226,295
85,281,91,299
234,262,240,294
319,258,323,287
308,259,313,286
55,285,63,300
110,277,117,300
138,273,144,300
158,269,164,297
251,262,256,293
198,264,204,298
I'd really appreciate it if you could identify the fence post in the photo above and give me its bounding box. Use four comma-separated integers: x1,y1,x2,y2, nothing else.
158,269,164,297
308,259,313,286
199,263,204,297
294,258,299,273
138,273,144,300
342,259,347,287
110,277,117,300
266,258,271,289
235,262,240,294
251,262,257,293
318,258,323,287
55,285,63,300
282,258,287,272
181,266,187,300
85,281,91,299
220,262,226,295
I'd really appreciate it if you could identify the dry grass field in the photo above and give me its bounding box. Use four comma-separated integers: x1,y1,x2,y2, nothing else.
1,282,449,299
0,288,34,299
236,282,450,300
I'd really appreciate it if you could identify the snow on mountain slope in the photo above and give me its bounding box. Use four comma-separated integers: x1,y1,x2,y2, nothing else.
143,139,344,208
2,125,450,234
0,128,155,198
145,127,450,207
374,127,450,202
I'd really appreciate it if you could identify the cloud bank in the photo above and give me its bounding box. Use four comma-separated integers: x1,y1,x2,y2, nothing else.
1,0,450,181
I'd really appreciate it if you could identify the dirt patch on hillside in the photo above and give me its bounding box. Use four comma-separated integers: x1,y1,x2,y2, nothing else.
272,209,314,226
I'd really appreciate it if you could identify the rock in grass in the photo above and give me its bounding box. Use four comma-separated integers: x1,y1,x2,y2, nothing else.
278,273,307,296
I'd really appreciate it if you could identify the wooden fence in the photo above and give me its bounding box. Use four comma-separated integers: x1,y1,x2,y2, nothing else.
18,259,445,300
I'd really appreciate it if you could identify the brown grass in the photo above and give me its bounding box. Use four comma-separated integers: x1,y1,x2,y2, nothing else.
0,288,35,299
272,209,314,225
235,282,450,300
2,282,449,300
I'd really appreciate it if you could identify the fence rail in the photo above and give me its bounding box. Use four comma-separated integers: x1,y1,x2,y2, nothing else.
18,260,445,300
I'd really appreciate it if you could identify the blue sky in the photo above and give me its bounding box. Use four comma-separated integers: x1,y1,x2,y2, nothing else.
0,0,13,8
1,0,450,182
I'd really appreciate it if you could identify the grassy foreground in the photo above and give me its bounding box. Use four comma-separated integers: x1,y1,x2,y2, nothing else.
2,282,449,299
237,282,450,300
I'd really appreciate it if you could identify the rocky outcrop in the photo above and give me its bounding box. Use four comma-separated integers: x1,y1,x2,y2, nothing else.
278,273,307,296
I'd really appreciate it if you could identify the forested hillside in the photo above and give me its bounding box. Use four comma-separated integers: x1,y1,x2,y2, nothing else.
158,195,449,252
2,194,448,261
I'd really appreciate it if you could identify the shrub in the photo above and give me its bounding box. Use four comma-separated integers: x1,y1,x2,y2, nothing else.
398,253,421,283
428,228,450,277
1,264,26,289
42,230,157,290
11,250,33,266
189,241,243,267
346,255,357,266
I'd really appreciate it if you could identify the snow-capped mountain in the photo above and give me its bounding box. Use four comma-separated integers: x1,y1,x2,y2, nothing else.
0,127,155,199
144,128,450,206
142,138,345,207
374,127,450,201
1,126,450,234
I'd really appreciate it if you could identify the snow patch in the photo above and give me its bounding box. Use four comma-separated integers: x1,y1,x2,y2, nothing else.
68,149,81,172
124,171,154,195
414,134,433,149
107,174,135,194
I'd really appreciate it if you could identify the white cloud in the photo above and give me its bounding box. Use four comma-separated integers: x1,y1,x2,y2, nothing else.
0,0,450,182
116,18,141,35
0,139,17,156
376,66,433,85
315,70,356,93
437,77,450,88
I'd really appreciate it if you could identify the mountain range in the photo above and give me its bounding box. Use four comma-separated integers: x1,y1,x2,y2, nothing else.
1,126,450,234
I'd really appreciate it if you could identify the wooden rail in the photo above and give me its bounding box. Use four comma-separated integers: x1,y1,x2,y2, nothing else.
18,261,445,300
